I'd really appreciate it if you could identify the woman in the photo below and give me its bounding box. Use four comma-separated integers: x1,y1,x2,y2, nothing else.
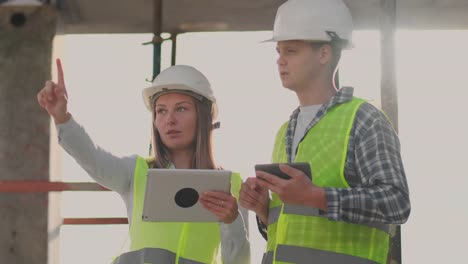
37,59,250,264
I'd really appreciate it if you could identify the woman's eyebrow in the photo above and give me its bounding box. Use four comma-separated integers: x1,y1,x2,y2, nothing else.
175,101,193,106
156,101,193,107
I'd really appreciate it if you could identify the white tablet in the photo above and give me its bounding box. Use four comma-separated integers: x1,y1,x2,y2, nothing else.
142,169,231,222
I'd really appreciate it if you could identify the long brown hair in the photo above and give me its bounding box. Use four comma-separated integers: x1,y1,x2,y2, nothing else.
150,94,216,169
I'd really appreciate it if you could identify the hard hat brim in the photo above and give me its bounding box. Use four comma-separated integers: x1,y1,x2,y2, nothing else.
260,37,276,43
142,83,193,111
261,36,354,49
142,83,219,121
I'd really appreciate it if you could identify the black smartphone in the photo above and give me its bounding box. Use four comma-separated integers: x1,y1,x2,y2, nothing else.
255,162,311,180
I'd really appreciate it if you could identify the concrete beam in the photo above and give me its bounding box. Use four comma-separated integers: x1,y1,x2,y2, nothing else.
53,0,468,34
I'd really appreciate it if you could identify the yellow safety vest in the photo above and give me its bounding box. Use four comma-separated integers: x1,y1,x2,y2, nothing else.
264,98,390,264
112,157,243,264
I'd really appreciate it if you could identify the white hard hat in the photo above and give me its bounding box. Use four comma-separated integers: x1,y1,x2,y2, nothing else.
142,65,218,120
264,0,354,49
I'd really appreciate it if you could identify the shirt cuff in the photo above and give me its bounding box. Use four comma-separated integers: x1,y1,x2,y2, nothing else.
325,188,340,221
55,116,75,142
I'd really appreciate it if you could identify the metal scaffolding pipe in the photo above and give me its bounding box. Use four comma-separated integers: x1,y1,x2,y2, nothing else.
151,0,163,80
171,33,177,66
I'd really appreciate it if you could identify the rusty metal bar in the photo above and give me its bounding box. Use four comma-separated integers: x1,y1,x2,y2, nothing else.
0,181,127,225
0,181,110,192
63,217,128,225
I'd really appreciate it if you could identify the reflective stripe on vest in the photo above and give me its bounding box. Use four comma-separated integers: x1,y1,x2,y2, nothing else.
269,204,389,234
267,98,390,264
112,248,204,264
112,157,244,263
262,245,379,264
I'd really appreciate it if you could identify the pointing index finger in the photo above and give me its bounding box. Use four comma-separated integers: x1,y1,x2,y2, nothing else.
56,58,65,87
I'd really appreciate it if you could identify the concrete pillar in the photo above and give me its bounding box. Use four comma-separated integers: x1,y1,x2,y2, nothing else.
380,0,401,264
0,5,57,264
380,0,399,131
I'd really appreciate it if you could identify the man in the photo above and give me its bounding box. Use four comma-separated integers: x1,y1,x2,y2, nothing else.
239,0,411,263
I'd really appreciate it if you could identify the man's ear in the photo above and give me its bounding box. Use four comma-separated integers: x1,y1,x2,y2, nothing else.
318,44,333,65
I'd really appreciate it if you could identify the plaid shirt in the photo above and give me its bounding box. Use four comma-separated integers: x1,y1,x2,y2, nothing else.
257,87,411,239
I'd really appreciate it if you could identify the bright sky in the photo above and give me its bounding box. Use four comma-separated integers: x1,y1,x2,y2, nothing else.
51,30,468,264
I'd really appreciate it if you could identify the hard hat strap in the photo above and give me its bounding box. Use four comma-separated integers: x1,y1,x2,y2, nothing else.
212,122,221,130
325,31,349,49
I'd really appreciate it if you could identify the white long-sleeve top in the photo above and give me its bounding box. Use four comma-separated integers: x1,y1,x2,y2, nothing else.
56,116,250,264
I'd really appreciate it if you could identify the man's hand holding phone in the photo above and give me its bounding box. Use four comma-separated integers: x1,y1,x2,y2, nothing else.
255,163,327,211
254,162,311,180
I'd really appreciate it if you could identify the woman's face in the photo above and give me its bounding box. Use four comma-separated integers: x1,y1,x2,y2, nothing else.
154,93,198,151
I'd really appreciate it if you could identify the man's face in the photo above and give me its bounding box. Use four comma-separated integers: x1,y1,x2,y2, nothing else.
276,40,323,91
